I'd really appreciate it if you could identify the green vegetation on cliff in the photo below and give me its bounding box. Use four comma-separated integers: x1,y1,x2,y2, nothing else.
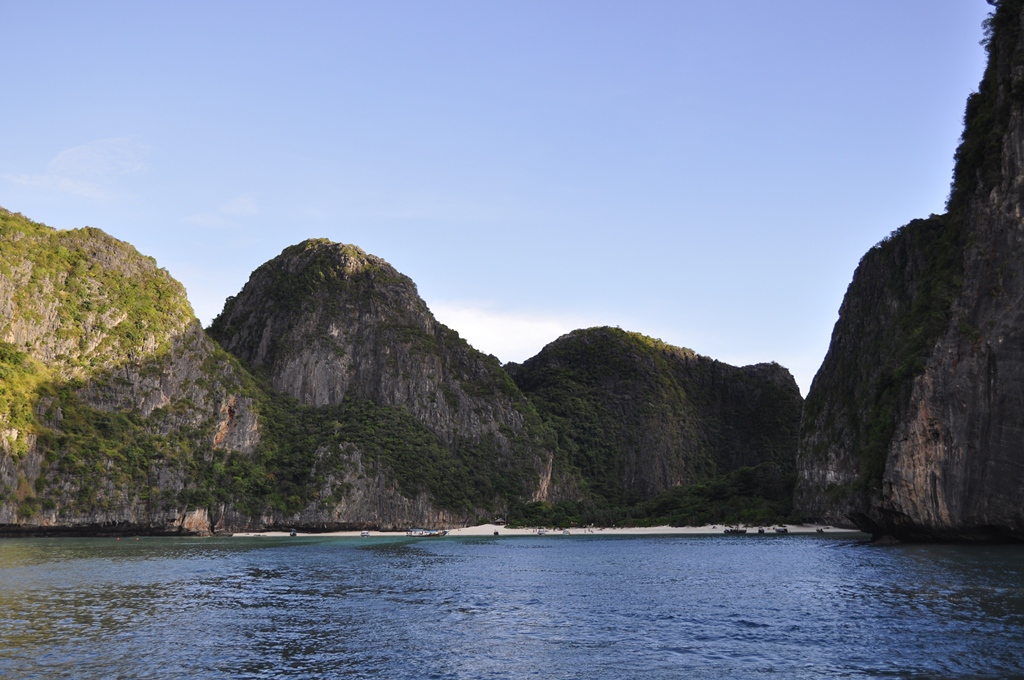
208,237,560,519
508,461,794,528
630,462,795,527
508,328,709,506
949,0,1023,215
0,341,48,459
802,213,965,490
0,209,194,370
239,389,533,516
0,212,255,524
799,1,1022,508
509,327,802,527
3,215,805,532
0,211,226,522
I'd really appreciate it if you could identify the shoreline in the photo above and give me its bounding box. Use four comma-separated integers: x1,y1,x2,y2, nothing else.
235,522,865,539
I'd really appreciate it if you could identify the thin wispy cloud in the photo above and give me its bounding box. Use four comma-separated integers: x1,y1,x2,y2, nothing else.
3,137,148,199
184,194,260,228
428,301,599,364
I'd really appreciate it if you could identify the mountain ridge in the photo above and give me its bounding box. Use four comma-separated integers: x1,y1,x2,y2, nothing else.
1,214,804,534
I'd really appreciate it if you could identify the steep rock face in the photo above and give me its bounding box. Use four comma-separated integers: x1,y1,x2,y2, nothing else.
0,219,565,534
0,209,258,533
208,239,561,512
796,0,1024,541
271,442,482,531
795,216,956,528
0,220,191,374
507,327,803,506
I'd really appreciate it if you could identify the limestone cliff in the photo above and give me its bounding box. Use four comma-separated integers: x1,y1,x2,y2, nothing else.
508,327,802,509
2,216,807,534
0,219,562,534
208,239,561,515
796,0,1024,541
0,209,258,534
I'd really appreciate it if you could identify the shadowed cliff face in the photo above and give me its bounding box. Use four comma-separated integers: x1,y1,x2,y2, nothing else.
508,327,802,507
796,0,1024,541
208,239,562,514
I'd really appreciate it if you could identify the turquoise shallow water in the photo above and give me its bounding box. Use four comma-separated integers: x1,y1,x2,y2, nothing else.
0,533,1022,679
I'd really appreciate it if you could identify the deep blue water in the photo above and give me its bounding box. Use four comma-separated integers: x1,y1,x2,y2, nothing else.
0,533,1022,679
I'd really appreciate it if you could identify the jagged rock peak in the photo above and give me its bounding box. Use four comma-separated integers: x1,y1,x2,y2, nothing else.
209,237,430,379
271,238,400,281
207,237,434,404
208,236,559,509
210,236,428,372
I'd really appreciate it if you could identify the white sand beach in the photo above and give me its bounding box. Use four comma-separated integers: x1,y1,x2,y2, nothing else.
234,522,862,538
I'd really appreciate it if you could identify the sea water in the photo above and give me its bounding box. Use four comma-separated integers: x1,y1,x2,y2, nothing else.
0,533,1022,679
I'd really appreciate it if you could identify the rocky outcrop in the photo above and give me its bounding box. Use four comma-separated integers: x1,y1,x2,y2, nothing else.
0,219,805,534
0,218,563,535
0,210,260,534
508,327,803,506
0,217,192,375
795,215,955,529
795,0,1024,541
208,238,561,511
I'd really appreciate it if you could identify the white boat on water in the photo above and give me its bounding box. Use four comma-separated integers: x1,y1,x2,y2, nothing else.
406,528,449,537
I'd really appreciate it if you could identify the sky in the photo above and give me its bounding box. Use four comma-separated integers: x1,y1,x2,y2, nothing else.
0,1,993,395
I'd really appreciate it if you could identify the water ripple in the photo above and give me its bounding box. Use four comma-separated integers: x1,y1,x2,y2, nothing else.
0,535,1022,678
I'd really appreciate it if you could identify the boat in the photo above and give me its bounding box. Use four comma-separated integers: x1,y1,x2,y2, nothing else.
360,531,370,537
536,529,547,536
724,527,747,534
405,528,449,537
775,526,789,534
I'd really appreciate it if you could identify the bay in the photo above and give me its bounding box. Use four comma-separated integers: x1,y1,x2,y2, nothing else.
0,533,1022,679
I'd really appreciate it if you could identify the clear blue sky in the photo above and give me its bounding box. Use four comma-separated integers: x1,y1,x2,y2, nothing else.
0,1,992,394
